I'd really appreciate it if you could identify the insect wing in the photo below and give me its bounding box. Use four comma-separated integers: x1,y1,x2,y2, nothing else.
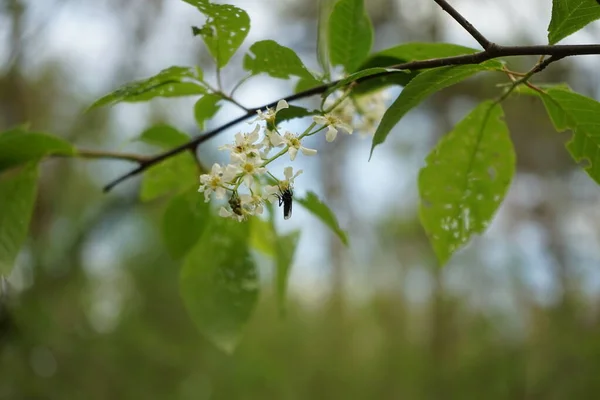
283,195,293,220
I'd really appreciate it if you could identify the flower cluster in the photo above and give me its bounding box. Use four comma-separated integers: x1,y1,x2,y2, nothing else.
322,89,389,137
198,89,389,221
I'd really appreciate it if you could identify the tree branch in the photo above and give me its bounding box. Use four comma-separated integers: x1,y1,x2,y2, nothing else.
57,149,151,164
100,0,600,193
432,0,491,49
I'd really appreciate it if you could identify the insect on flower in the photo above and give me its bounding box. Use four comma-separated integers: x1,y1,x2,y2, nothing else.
276,186,294,220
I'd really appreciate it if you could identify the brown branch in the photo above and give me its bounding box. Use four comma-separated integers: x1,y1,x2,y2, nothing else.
101,0,600,193
57,149,151,164
433,0,491,49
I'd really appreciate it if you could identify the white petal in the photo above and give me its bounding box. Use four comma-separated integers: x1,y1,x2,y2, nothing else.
264,185,280,195
326,126,338,142
243,174,253,188
255,204,264,215
288,147,298,161
239,194,252,204
215,187,226,200
284,166,294,180
312,115,328,125
301,146,317,156
219,207,232,217
223,164,241,181
210,163,222,174
203,190,211,202
269,132,285,146
337,122,353,135
283,131,294,140
248,125,260,142
276,100,289,112
234,132,245,145
292,169,303,180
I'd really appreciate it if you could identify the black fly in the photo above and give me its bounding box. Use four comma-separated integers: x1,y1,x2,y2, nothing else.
276,187,294,220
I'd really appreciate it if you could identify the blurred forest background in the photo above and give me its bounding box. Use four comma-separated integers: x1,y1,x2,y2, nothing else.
2,0,600,398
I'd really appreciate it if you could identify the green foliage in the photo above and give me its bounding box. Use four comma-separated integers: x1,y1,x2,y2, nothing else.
317,0,335,78
328,0,373,72
354,43,483,94
274,106,318,125
370,63,503,159
274,231,300,314
184,1,250,67
0,163,38,275
537,87,600,184
250,217,276,257
323,67,403,98
138,125,198,202
90,66,205,109
418,101,515,266
295,77,325,93
0,128,74,172
243,40,319,83
297,191,348,246
548,0,600,44
363,43,481,66
161,188,211,260
194,94,222,130
180,217,258,353
249,217,300,314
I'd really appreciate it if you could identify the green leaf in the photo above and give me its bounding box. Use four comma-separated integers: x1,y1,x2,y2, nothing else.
250,217,276,257
295,77,325,93
161,188,211,260
548,0,600,44
354,43,491,94
194,94,222,130
296,191,348,245
138,125,197,202
274,231,300,315
180,217,258,353
361,43,482,68
243,40,318,81
537,87,600,183
317,0,335,78
274,106,318,125
90,66,205,109
418,101,515,266
0,163,39,275
0,128,75,172
323,67,404,98
370,64,499,159
328,0,373,72
184,1,250,67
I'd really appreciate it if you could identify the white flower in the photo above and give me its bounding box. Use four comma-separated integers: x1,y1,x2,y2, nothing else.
219,206,246,222
229,153,267,188
252,100,289,124
258,128,285,158
270,131,317,161
327,95,355,127
313,113,353,142
354,90,389,136
198,163,237,202
240,193,265,215
265,166,303,195
219,124,261,161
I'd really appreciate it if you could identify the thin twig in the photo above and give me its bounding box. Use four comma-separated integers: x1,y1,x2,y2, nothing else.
432,0,492,49
58,149,151,164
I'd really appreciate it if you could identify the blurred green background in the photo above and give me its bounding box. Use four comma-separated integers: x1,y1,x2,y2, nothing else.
2,0,600,398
